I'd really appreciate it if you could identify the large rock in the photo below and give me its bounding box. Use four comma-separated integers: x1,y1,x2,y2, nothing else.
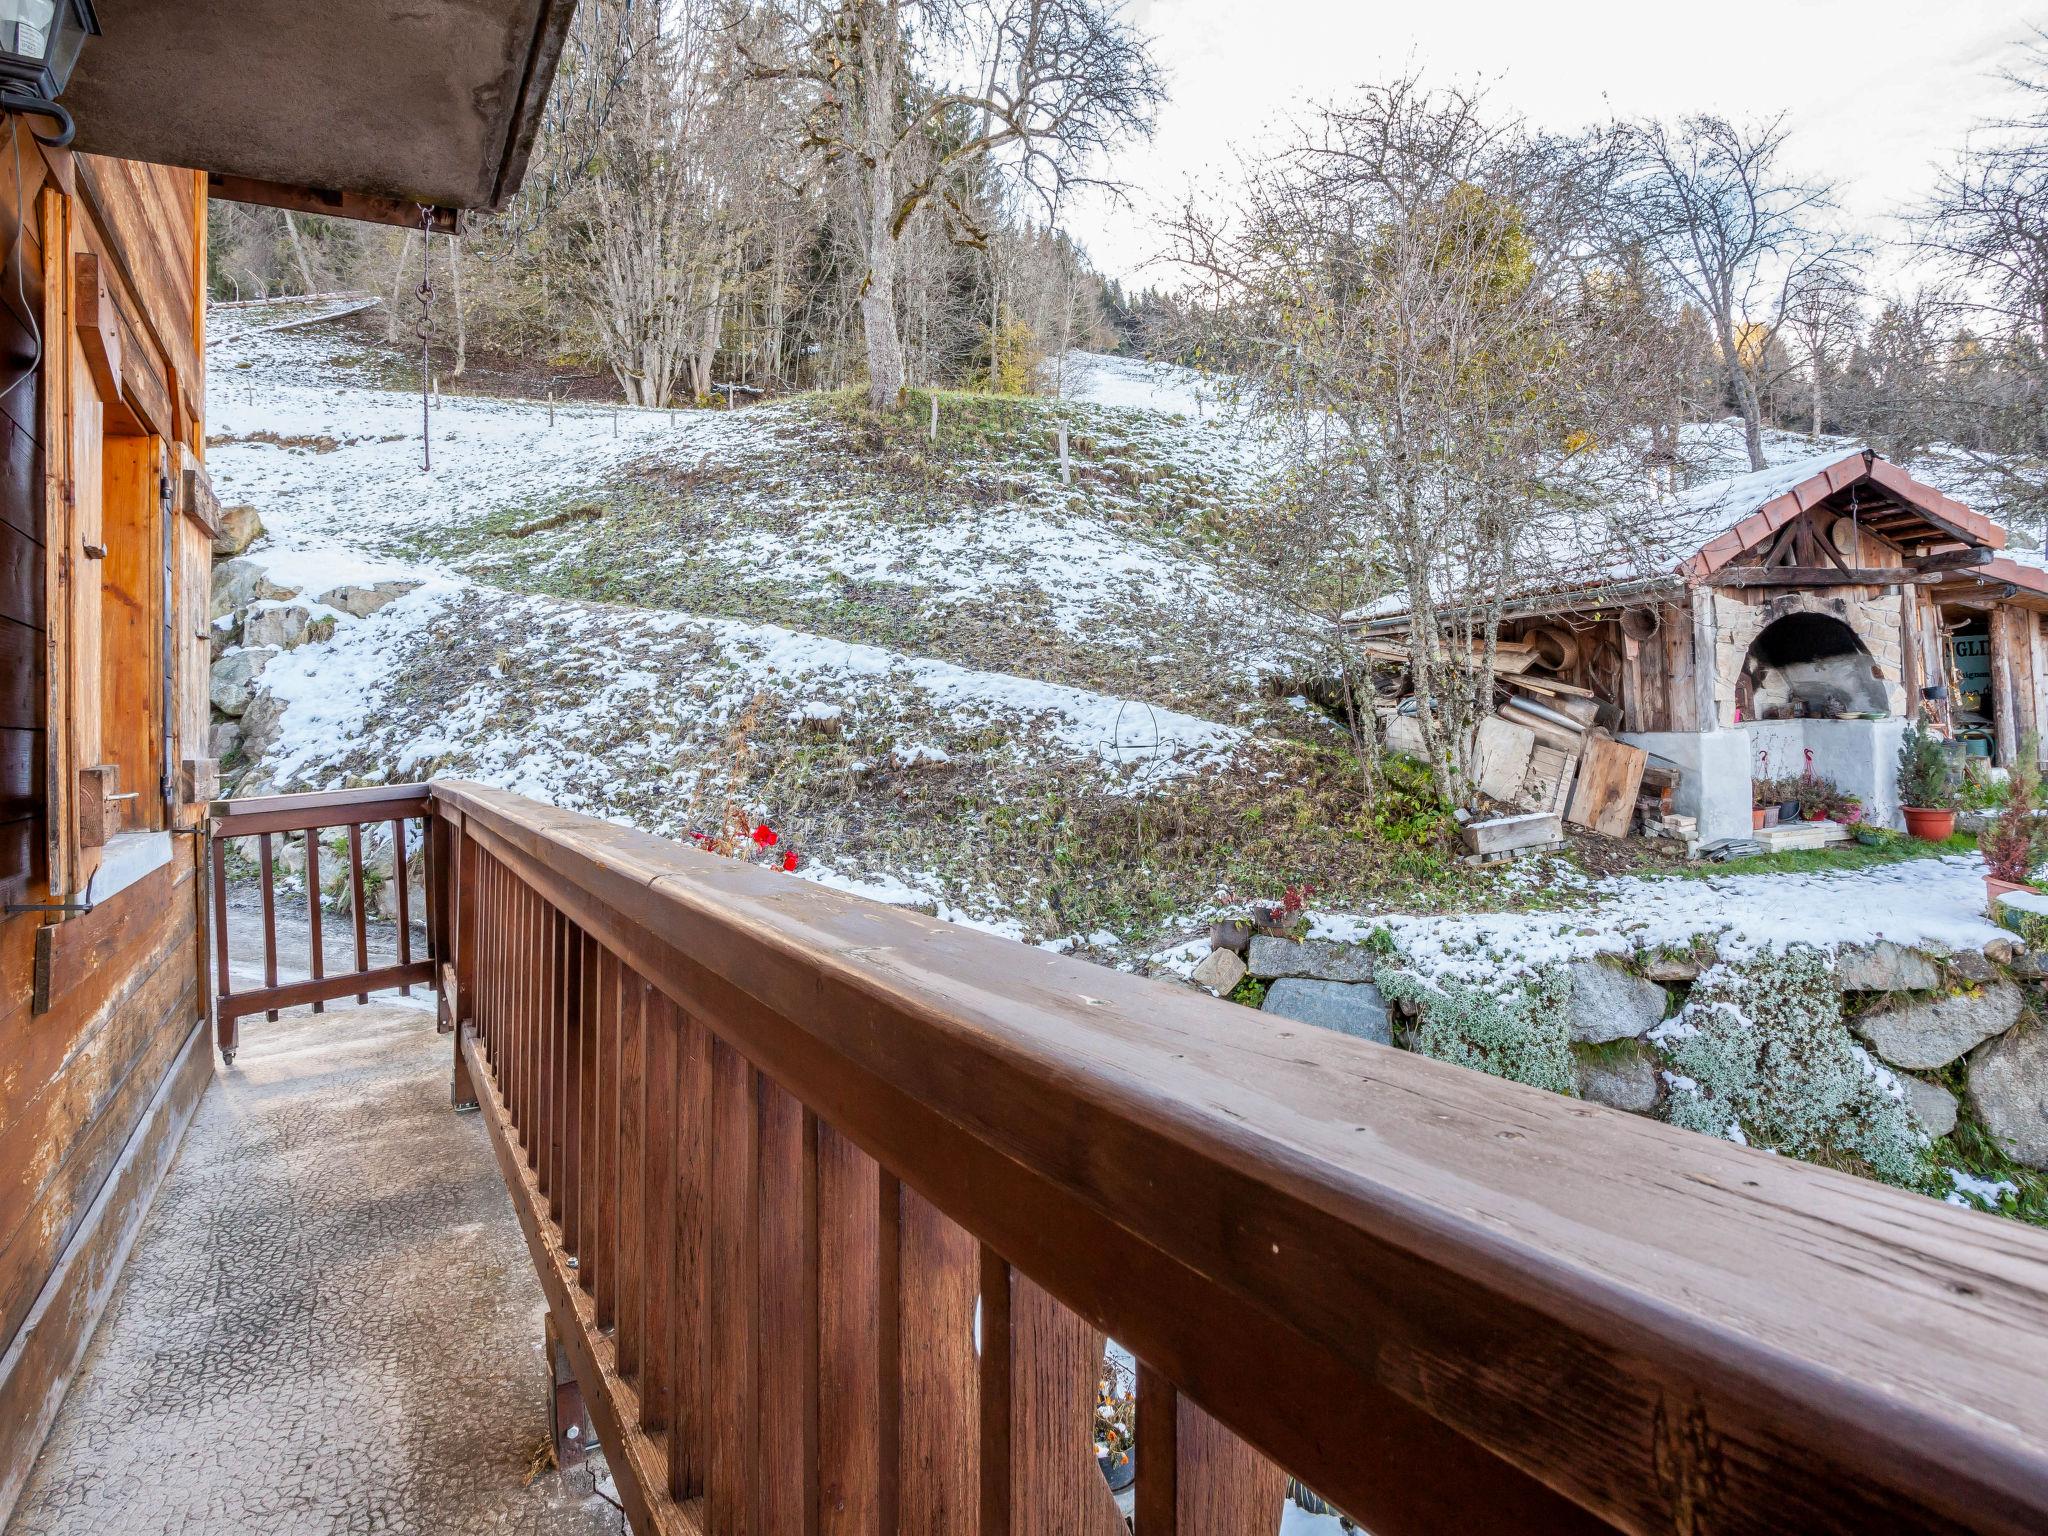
1852,983,2025,1071
1245,935,1374,983
1261,979,1392,1045
1190,947,1247,995
209,647,277,716
209,719,242,762
1895,1072,1959,1140
1565,960,1669,1044
243,602,337,651
236,691,286,762
210,557,294,618
213,503,265,557
316,580,421,619
1967,1026,2048,1169
1833,941,1940,991
1573,1041,1661,1114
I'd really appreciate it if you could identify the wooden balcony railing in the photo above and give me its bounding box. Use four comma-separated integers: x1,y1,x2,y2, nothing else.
207,785,436,1062
216,780,2048,1535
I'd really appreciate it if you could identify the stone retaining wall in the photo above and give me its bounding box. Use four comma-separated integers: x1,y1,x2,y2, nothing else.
1194,928,2048,1180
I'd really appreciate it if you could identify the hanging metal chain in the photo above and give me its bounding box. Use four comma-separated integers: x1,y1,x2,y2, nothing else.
417,205,436,473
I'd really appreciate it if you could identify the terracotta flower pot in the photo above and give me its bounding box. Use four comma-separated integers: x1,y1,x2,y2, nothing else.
1986,875,2030,908
1751,808,1766,830
1902,807,1956,842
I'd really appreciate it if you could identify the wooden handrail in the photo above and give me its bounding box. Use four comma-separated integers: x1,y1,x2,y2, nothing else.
207,785,435,1057
426,777,2048,1536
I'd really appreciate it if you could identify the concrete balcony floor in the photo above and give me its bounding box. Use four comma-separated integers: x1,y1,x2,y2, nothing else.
6,932,623,1535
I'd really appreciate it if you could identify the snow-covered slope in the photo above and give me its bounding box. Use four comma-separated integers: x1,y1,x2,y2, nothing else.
205,304,1293,934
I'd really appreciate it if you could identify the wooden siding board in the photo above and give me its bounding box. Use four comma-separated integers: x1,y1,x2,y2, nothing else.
0,1014,208,1531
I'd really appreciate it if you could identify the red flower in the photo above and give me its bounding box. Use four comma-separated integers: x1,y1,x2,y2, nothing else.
751,824,779,848
781,850,799,872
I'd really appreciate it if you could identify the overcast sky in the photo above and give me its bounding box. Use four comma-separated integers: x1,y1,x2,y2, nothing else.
1070,0,2043,288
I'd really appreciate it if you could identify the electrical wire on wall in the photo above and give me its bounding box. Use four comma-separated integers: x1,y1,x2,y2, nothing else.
0,116,40,406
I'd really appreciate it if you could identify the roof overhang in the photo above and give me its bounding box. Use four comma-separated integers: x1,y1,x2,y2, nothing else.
61,1,576,227
1682,452,2005,582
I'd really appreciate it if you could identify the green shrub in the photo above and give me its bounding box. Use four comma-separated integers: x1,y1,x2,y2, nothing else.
1656,948,1928,1189
1380,967,1576,1095
1897,711,1959,811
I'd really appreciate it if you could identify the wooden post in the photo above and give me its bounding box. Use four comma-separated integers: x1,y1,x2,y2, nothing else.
548,386,555,428
1057,423,1070,485
930,393,939,442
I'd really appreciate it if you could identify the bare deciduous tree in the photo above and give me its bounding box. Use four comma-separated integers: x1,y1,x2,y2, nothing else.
1172,79,1680,803
744,0,1161,409
1607,113,1856,471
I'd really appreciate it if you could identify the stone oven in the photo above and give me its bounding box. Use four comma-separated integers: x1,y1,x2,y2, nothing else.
1737,611,1890,720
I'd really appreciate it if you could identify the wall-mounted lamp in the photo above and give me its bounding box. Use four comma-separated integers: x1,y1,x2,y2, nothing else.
0,0,99,146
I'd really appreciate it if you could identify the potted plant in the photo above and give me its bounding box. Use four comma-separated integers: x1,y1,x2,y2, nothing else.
1897,712,1959,841
1095,1368,1136,1491
1981,735,2044,908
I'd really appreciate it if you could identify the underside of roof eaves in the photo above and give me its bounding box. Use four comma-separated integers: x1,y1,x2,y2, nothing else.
62,0,576,217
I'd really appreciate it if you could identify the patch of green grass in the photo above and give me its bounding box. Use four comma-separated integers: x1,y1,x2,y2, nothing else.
1934,1079,2048,1228
1642,831,1977,879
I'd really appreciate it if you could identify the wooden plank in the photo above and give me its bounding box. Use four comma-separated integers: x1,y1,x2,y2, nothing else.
614,972,645,1380
0,519,40,630
1138,1370,1290,1536
0,618,40,730
671,1001,711,1498
1565,737,1647,839
0,1017,208,1534
1010,1274,1126,1536
1712,565,1949,588
707,1036,759,1536
1461,813,1562,856
207,173,457,234
899,1186,978,1536
1470,715,1535,803
31,857,175,1012
818,1123,881,1536
757,1079,819,1536
218,959,435,1021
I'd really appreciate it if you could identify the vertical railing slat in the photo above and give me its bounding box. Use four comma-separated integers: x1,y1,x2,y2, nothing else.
978,1247,1014,1536
347,823,368,1004
210,831,235,1061
304,831,324,1014
392,818,413,995
758,1081,820,1536
578,930,602,1294
671,1005,711,1500
614,974,646,1382
1137,1369,1288,1536
898,1186,979,1536
1013,1278,1127,1536
641,989,677,1439
818,1124,881,1536
707,1036,759,1536
562,918,585,1252
257,832,279,1022
593,946,614,1327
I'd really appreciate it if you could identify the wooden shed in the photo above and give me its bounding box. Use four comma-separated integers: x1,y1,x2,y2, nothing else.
1362,448,2039,842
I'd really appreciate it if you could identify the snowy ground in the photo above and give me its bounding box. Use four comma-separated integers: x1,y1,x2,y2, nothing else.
1312,855,2010,982
208,303,1309,934
208,300,2020,960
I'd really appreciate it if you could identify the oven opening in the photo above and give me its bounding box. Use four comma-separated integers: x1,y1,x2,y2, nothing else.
1738,612,1888,720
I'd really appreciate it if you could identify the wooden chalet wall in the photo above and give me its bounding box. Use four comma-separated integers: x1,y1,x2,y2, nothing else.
0,123,214,1524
